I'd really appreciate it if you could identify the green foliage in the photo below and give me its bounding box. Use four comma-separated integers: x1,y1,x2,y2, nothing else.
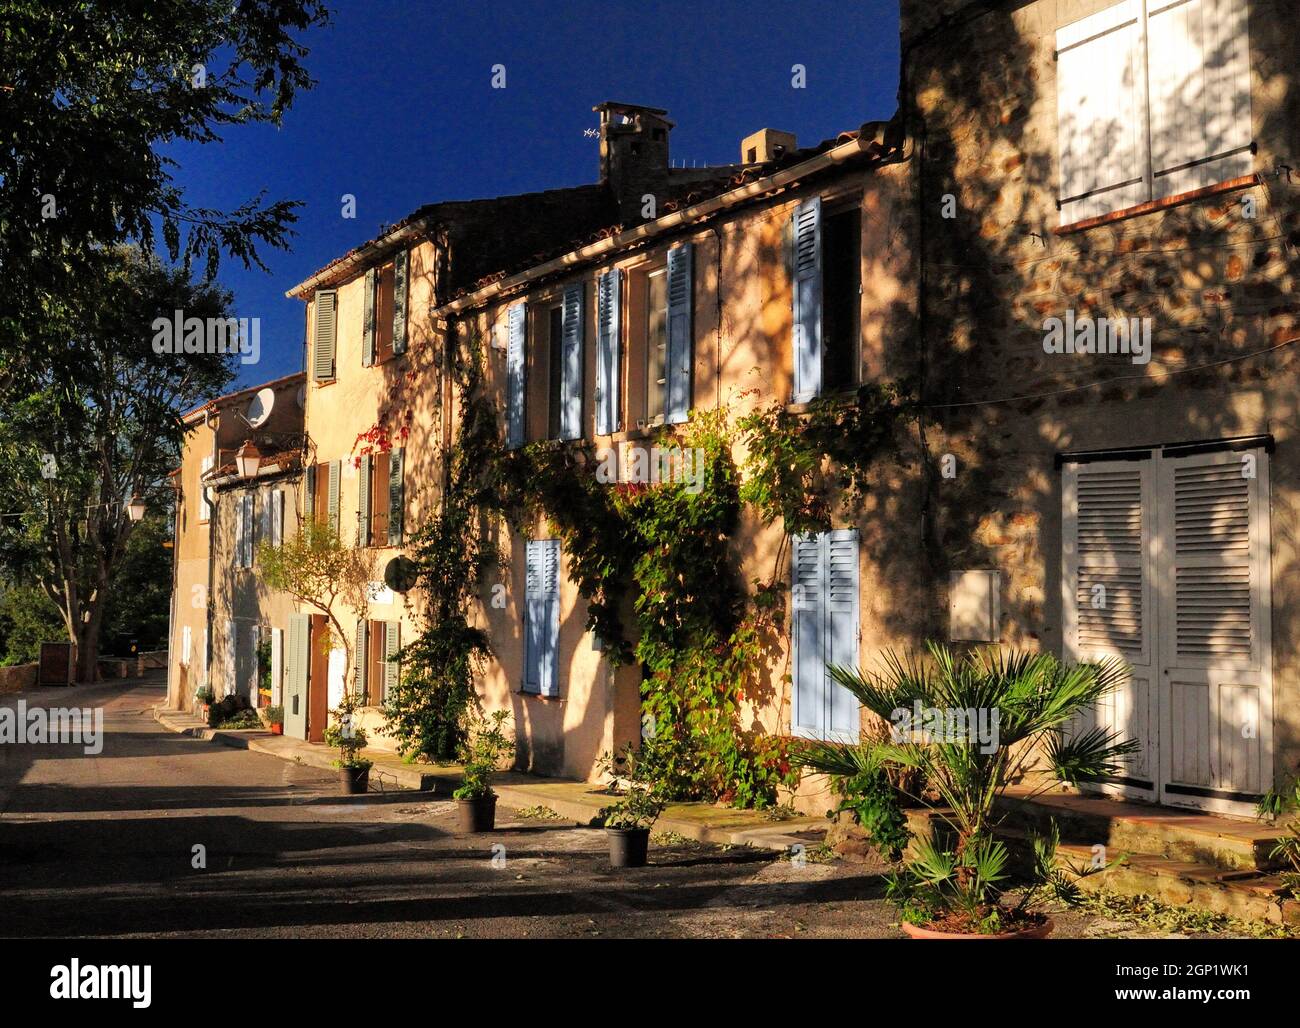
1259,776,1300,897
453,709,513,800
0,584,64,665
100,513,174,655
797,642,1138,931
827,749,912,861
264,705,285,726
598,744,667,830
323,697,370,770
738,384,905,536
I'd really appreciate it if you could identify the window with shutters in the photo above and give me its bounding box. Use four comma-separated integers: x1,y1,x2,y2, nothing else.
523,539,561,697
311,461,331,526
790,529,860,743
1056,0,1253,225
364,454,390,546
374,261,395,363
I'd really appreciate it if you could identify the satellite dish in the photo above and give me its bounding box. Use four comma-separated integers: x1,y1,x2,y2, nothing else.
296,384,306,409
383,556,418,594
246,387,275,428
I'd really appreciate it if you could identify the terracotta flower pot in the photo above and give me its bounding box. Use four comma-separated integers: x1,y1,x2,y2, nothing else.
900,917,1054,940
270,723,284,736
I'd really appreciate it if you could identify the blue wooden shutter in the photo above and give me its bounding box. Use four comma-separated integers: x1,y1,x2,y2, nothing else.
664,243,693,424
363,268,376,367
506,303,527,449
560,282,584,441
393,249,409,354
327,460,340,535
387,448,404,546
790,533,825,739
791,197,823,402
358,454,371,546
595,268,622,435
524,539,561,696
354,619,368,699
824,529,860,743
384,621,400,701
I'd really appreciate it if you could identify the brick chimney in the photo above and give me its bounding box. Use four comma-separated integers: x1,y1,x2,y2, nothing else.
595,101,674,222
740,128,797,165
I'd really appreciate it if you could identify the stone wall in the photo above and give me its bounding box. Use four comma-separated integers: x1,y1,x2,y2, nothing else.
0,664,38,693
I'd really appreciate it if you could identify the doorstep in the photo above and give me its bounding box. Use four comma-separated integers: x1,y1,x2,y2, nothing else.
150,706,825,854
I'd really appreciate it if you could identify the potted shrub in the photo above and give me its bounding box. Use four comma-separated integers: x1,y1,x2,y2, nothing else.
452,709,513,832
1259,776,1300,899
194,686,214,724
599,745,666,868
265,705,285,736
324,697,372,794
796,642,1137,938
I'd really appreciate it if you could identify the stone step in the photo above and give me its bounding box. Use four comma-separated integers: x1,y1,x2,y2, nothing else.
995,788,1286,872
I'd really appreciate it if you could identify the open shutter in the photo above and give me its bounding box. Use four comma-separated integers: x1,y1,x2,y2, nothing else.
271,489,284,547
1056,1,1146,223
362,268,377,367
383,621,400,702
1147,0,1252,199
524,539,561,696
354,620,368,699
595,268,622,435
271,627,283,705
243,493,255,566
664,243,693,425
560,282,584,441
304,464,316,525
387,448,404,545
358,454,371,546
791,197,823,402
225,620,236,697
312,290,337,382
824,529,860,743
1063,458,1157,791
327,460,340,535
790,533,825,740
506,304,527,449
234,494,246,567
259,489,271,550
393,249,409,355
249,624,261,702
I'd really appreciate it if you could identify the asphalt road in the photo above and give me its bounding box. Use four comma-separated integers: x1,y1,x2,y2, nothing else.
0,676,910,939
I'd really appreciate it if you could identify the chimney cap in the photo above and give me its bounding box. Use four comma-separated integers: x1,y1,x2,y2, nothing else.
593,101,670,117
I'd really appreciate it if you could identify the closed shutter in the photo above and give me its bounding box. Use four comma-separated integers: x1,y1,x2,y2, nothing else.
284,613,310,739
791,197,823,403
560,282,584,441
312,290,337,382
506,303,527,449
524,539,561,696
1147,0,1252,199
824,529,860,743
271,627,283,705
393,249,409,355
664,242,693,425
363,267,377,367
327,459,340,535
384,621,400,702
1056,1,1146,222
234,493,245,567
595,268,622,435
354,619,368,699
791,534,825,740
258,488,271,549
1062,458,1157,788
791,531,860,742
271,489,284,547
358,454,371,546
387,448,404,545
244,493,256,566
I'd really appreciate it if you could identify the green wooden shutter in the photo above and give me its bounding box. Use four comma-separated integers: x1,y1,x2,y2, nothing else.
791,197,823,402
665,243,693,424
560,282,584,441
358,454,372,546
327,459,340,535
393,249,409,355
363,268,377,367
383,621,400,702
387,448,404,546
312,290,337,382
354,619,368,699
304,464,316,526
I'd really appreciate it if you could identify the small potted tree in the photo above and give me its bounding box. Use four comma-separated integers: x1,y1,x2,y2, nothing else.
324,696,372,794
194,686,214,724
599,745,666,868
453,709,513,832
265,705,285,736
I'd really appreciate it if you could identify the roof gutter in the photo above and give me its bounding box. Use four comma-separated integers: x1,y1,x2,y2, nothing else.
434,126,897,318
285,218,434,300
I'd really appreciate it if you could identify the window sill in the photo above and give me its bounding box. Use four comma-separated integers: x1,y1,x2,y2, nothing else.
785,388,861,415
516,688,564,703
1054,174,1259,236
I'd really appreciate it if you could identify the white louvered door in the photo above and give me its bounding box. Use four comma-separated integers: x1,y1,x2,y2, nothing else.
1156,448,1271,816
1063,458,1159,802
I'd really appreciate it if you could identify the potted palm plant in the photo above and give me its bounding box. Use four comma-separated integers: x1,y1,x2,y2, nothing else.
452,709,513,832
599,745,666,868
324,697,372,794
796,642,1136,938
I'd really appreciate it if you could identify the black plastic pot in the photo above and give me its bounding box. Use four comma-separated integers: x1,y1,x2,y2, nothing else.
457,793,496,832
606,827,650,868
338,765,370,794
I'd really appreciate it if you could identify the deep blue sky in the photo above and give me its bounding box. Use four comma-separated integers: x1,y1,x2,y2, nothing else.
166,0,901,390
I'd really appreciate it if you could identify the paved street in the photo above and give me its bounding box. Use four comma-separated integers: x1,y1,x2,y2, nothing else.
0,676,912,939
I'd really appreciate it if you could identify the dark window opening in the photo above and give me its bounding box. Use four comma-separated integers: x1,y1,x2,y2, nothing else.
312,462,330,525
746,147,757,163
822,206,861,394
547,304,564,440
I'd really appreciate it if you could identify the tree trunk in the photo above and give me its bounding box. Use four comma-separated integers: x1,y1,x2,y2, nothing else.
76,608,104,683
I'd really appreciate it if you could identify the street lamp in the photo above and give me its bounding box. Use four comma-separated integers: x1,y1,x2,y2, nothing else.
125,494,146,522
235,440,262,480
